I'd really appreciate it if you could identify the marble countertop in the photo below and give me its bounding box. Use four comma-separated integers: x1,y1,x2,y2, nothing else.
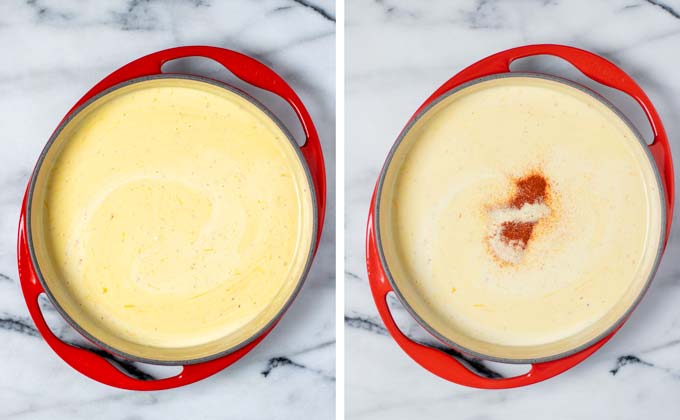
345,0,680,419
0,1,335,419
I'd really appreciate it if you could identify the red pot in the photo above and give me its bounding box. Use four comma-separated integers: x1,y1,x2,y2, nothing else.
366,44,674,389
18,46,326,390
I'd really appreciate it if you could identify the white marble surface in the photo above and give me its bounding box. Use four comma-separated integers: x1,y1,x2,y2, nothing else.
346,0,680,419
0,1,335,419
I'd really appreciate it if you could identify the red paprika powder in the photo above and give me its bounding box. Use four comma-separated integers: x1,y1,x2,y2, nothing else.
500,174,548,248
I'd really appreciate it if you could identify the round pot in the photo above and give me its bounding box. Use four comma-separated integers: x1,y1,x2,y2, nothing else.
18,46,326,390
366,44,674,388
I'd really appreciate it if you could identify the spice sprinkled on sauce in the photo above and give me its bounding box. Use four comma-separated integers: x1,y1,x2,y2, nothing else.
488,173,550,264
500,221,534,247
510,174,547,208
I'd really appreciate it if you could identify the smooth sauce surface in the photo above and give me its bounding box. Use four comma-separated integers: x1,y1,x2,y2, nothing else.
31,78,314,358
379,76,662,358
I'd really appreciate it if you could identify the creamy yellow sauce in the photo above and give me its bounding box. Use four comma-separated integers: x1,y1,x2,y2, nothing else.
31,78,314,360
379,76,663,359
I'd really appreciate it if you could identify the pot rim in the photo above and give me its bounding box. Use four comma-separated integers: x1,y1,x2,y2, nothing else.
373,72,667,364
25,73,319,366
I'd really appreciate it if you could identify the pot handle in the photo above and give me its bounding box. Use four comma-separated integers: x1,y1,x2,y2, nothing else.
366,203,616,389
18,204,269,391
75,46,325,246
421,44,673,240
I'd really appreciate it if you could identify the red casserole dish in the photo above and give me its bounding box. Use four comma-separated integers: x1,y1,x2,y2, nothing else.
366,44,673,388
18,46,326,390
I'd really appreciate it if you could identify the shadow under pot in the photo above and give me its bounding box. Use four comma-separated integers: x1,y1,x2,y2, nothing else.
367,44,673,389
19,47,325,390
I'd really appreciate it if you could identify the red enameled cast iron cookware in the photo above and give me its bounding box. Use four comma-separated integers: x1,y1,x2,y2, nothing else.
18,46,326,390
366,44,674,389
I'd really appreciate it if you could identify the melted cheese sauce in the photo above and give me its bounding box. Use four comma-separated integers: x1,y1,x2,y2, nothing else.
379,76,663,357
31,78,314,358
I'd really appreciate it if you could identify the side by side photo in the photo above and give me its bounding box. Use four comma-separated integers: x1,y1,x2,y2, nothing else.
1,1,680,419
